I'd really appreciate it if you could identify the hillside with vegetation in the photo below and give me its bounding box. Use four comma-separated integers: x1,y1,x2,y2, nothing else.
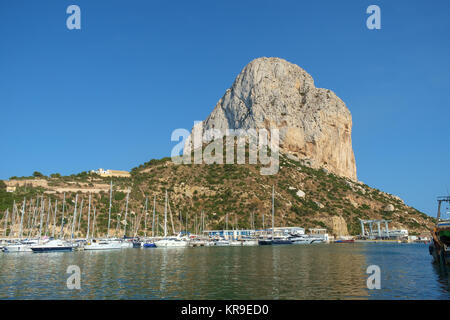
0,153,434,238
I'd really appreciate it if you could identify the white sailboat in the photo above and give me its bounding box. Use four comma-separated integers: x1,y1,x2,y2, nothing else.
3,199,36,253
154,191,190,248
84,184,124,250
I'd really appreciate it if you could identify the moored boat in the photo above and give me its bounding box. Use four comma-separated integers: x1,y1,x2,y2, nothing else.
154,237,189,247
429,196,450,267
334,239,355,243
84,239,122,250
31,239,73,252
290,234,326,244
3,239,40,252
215,239,231,246
241,239,258,246
143,242,156,248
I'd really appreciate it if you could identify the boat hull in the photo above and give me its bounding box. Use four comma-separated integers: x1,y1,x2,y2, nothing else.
84,242,122,250
272,240,292,245
3,245,33,252
31,247,73,253
154,240,189,247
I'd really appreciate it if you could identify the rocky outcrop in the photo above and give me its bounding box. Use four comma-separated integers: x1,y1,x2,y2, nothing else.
328,216,349,237
185,57,357,180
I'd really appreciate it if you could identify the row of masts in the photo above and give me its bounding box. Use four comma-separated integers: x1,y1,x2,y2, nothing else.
1,183,277,240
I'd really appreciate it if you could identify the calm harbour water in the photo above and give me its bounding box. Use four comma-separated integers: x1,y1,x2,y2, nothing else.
0,243,449,300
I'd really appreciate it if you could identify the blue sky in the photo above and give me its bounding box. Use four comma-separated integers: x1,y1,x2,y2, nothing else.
0,0,449,216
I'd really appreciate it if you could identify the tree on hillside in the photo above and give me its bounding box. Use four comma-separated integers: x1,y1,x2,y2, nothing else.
33,171,44,178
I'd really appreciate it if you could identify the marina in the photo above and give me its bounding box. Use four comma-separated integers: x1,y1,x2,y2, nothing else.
0,185,434,252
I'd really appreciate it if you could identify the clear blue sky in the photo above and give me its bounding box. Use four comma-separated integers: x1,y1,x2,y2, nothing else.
1,0,449,216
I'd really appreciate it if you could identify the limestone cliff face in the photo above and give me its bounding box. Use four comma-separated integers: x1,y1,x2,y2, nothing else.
187,57,357,180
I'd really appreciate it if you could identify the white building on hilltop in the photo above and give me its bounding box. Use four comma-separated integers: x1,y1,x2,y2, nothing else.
90,168,130,178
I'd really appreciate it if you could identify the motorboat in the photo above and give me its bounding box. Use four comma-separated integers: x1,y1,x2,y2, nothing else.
215,239,231,246
31,239,73,252
143,242,156,248
120,240,134,248
3,239,40,252
241,239,258,246
258,239,273,245
132,241,142,248
290,234,325,244
154,237,190,247
84,239,122,250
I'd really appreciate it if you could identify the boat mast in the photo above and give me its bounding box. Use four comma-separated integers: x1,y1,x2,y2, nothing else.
164,190,168,237
52,200,57,238
92,206,97,238
45,198,51,237
272,185,275,240
226,213,228,239
77,198,84,233
27,203,37,240
168,193,175,235
152,195,156,238
19,198,26,239
71,194,78,240
26,198,33,236
86,193,92,240
3,209,9,237
123,191,129,238
38,196,44,241
60,193,66,238
144,196,148,237
107,180,113,238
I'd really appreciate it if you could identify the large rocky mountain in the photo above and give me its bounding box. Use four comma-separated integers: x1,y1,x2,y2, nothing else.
185,57,357,180
0,58,435,238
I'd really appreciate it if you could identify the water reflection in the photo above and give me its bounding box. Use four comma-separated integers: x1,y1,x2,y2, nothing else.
0,243,448,299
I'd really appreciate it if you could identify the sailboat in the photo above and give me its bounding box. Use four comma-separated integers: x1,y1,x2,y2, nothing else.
84,184,122,250
3,199,37,252
154,191,190,247
258,186,292,245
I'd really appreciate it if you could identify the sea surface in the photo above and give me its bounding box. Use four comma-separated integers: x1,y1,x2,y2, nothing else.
0,243,449,299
